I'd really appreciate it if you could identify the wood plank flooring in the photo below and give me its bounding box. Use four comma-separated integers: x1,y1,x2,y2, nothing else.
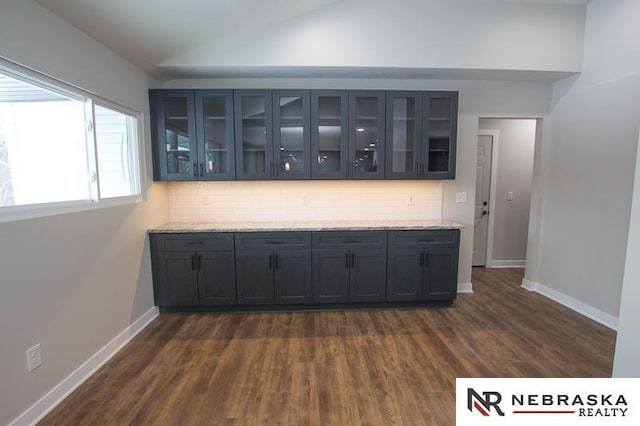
40,268,616,425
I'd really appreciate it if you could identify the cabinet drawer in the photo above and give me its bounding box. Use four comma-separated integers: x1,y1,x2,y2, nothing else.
387,230,459,248
234,232,311,250
151,233,234,252
312,231,387,249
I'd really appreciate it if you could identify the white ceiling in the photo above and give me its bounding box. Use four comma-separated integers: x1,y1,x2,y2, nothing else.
36,0,345,74
36,0,589,79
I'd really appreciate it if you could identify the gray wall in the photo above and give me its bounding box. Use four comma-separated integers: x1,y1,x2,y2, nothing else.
0,0,168,424
479,119,536,265
526,0,640,319
160,0,586,75
613,129,640,376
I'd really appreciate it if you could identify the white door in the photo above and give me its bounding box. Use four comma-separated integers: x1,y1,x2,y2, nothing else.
473,135,493,266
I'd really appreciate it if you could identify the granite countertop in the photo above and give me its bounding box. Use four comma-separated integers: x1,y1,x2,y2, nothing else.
149,220,464,233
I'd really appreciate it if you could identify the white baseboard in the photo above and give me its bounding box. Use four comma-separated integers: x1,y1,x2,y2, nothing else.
458,282,473,293
10,306,159,426
488,260,526,268
521,279,618,330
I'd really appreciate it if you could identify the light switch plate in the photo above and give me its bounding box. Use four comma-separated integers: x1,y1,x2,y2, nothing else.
507,192,514,201
456,192,467,203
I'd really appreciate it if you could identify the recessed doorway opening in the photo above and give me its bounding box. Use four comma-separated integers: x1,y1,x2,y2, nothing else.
473,118,537,268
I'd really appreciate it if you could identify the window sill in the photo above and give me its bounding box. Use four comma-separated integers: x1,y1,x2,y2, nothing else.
0,195,143,224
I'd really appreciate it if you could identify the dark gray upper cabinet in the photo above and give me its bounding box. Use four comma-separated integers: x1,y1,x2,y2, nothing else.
311,90,386,179
235,90,311,180
196,90,236,180
422,92,458,179
234,90,274,180
349,91,386,179
150,89,235,181
385,91,422,179
386,91,458,179
235,232,312,305
310,90,349,179
151,89,197,181
312,231,387,303
151,89,457,181
273,90,311,179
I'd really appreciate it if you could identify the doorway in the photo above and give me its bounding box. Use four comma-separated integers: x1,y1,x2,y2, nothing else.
473,119,537,268
473,132,495,266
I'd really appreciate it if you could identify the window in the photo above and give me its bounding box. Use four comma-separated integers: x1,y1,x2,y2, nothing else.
0,65,142,218
94,104,140,199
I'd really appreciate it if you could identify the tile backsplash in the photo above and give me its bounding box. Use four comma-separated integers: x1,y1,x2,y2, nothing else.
168,181,443,222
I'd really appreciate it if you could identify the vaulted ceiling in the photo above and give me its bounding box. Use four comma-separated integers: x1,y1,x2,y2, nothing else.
36,0,590,81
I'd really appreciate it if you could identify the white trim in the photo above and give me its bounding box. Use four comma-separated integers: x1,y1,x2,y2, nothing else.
488,260,526,268
521,279,618,330
10,307,159,426
0,195,143,224
475,129,500,267
457,282,473,293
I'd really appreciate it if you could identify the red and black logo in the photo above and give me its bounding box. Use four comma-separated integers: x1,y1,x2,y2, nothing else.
468,388,505,416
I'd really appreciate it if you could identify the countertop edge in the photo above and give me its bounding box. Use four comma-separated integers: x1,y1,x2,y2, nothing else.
148,221,465,233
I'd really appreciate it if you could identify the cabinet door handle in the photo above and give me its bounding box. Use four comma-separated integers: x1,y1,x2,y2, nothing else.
197,255,202,270
275,254,279,269
200,163,204,178
350,253,355,268
345,253,350,269
193,162,198,178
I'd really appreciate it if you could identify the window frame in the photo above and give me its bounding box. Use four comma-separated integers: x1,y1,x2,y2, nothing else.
0,58,146,224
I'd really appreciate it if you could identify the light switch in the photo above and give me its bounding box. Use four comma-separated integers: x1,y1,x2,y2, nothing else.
507,192,514,201
456,192,467,203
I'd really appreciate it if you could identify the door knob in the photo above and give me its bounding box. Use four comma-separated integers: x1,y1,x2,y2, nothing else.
482,210,488,215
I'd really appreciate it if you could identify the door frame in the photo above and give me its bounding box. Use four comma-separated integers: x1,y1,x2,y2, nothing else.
476,129,500,267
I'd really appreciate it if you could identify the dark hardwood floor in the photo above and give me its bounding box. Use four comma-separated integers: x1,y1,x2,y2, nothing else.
40,268,616,425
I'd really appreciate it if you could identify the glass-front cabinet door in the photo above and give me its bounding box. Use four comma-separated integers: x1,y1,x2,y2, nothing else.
422,91,458,179
273,90,310,179
385,91,422,179
151,89,197,181
196,90,235,180
349,91,385,179
234,90,273,180
311,90,348,179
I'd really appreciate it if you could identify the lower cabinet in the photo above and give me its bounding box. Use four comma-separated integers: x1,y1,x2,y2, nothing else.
150,228,459,309
150,233,236,306
312,231,387,303
235,232,312,305
386,230,460,302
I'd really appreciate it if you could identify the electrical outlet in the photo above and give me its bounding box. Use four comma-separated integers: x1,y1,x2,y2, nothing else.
408,195,415,206
507,191,514,201
26,344,42,372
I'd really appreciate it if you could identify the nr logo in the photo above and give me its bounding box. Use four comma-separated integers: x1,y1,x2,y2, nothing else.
467,388,505,416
